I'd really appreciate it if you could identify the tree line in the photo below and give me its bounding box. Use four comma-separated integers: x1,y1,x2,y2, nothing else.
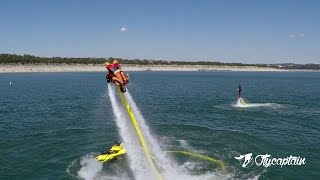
0,54,319,70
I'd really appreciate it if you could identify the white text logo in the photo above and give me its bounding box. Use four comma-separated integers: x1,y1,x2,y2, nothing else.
235,153,306,168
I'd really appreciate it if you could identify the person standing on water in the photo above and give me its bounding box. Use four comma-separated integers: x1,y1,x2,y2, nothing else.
237,83,242,97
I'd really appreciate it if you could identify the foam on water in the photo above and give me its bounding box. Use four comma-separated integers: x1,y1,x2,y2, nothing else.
75,153,132,180
77,154,103,180
232,97,281,108
178,140,189,148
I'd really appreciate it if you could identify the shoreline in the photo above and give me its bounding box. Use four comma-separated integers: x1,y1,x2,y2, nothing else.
0,64,318,73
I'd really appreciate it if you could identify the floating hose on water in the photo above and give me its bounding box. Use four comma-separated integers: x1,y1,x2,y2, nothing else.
168,151,226,171
117,88,162,180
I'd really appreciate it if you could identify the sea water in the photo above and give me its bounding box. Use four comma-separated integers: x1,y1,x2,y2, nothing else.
0,71,319,179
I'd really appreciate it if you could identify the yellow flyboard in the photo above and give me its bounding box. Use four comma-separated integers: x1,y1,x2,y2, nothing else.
168,151,226,171
117,88,162,180
239,98,248,106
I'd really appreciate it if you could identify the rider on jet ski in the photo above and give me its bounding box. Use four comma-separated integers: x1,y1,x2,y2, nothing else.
102,141,122,155
96,141,126,163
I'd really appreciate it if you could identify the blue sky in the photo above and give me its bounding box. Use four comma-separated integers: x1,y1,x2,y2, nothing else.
1,0,319,63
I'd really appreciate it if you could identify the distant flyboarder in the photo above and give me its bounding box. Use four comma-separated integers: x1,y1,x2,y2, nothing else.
237,83,242,97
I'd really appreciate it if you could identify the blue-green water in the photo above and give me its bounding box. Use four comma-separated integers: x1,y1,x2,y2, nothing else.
0,72,319,179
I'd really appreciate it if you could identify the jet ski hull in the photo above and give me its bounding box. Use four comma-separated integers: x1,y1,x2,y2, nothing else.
96,145,126,163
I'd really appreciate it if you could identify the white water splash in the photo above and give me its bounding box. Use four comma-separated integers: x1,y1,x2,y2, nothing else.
124,91,182,179
232,97,281,108
108,84,155,179
178,140,188,146
77,155,103,180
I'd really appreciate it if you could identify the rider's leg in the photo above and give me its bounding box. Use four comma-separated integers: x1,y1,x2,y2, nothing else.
119,71,128,84
115,73,126,85
112,77,124,87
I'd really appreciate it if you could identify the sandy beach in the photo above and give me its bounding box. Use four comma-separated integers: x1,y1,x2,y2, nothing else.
0,64,304,73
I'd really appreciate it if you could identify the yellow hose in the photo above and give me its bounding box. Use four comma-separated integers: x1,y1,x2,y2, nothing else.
168,151,226,171
117,88,162,180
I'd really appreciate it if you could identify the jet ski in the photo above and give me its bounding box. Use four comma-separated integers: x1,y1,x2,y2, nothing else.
96,143,126,163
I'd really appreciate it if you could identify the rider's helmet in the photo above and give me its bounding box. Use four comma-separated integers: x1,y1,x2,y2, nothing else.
113,60,118,64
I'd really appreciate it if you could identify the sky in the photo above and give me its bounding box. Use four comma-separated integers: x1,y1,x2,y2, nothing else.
0,0,319,64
